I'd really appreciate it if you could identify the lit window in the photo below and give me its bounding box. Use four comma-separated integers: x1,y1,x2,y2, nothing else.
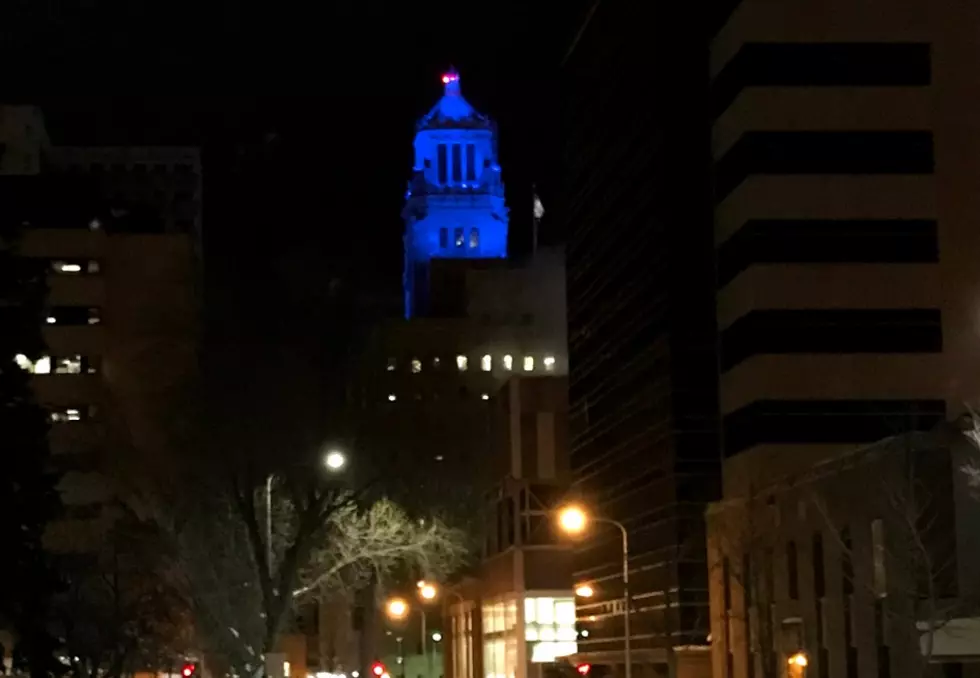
34,357,51,375
87,308,101,325
502,355,513,371
480,354,492,371
53,261,82,274
46,316,57,324
469,228,479,248
456,355,468,371
544,356,556,371
88,218,101,231
13,354,32,371
55,356,82,375
387,358,396,372
388,394,397,402
51,407,82,423
481,393,489,401
411,359,422,374
454,228,464,248
433,356,441,368
523,356,534,372
435,455,444,462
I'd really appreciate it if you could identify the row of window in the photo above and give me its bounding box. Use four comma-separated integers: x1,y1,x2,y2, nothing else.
716,219,939,288
14,354,97,375
723,398,946,457
50,405,97,423
387,354,558,373
720,308,942,372
714,131,934,201
433,143,480,185
439,226,479,249
45,307,101,326
385,391,492,403
50,259,101,275
711,42,931,118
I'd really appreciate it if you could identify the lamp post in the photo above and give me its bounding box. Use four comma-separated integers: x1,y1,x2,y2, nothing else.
265,449,347,573
556,506,632,678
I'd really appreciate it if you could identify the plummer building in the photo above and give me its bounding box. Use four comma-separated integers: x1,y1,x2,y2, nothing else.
0,105,200,551
312,73,570,675
560,2,718,678
708,0,980,676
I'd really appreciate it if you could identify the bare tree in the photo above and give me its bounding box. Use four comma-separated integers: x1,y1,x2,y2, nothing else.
52,510,193,678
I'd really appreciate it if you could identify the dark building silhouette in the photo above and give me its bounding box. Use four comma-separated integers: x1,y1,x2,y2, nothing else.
560,3,719,678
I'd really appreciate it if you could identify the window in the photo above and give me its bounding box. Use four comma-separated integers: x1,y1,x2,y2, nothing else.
720,308,943,372
715,131,934,200
716,219,939,288
50,406,91,423
455,227,464,248
51,260,83,274
502,355,513,371
543,356,556,371
439,228,448,249
871,518,887,598
481,393,490,401
481,354,492,372
787,541,799,600
437,144,448,184
456,355,468,371
452,144,462,183
55,355,83,375
387,394,397,402
45,307,101,326
523,356,534,372
411,359,422,374
433,357,441,368
466,144,476,181
469,228,479,248
387,358,397,372
723,399,946,457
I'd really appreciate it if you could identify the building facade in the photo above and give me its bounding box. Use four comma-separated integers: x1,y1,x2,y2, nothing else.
444,377,577,678
0,106,200,550
709,0,980,676
561,2,718,677
707,423,980,678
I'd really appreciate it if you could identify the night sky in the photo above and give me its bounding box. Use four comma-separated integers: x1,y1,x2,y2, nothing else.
14,0,586,455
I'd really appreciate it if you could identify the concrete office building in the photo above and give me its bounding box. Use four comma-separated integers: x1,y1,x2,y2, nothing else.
709,0,980,676
0,105,200,550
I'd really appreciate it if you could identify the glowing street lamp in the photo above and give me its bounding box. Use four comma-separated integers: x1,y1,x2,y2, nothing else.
386,598,408,620
558,506,588,534
324,450,347,471
788,653,808,668
419,583,437,600
574,583,595,598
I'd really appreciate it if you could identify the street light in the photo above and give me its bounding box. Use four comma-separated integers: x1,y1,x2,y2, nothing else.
431,632,442,643
788,653,808,668
558,505,588,533
266,448,348,573
555,506,632,678
386,598,409,620
324,450,347,470
419,583,437,601
574,583,595,598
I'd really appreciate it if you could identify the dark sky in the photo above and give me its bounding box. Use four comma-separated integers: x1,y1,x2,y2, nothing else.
16,0,587,456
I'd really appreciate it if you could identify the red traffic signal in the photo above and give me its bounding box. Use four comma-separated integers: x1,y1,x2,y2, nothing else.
371,663,386,677
576,665,591,676
182,665,196,678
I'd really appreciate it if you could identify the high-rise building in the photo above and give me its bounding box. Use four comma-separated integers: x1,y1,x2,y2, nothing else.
561,3,718,678
708,0,980,675
0,106,200,550
334,72,570,677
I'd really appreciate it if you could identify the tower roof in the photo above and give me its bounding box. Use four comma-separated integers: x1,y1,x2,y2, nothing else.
417,70,492,131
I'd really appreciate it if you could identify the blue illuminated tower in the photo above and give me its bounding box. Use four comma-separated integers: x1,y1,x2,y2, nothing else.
402,70,509,318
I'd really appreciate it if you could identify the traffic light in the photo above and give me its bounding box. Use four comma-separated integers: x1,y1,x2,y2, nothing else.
371,662,386,677
576,665,591,676
182,664,197,678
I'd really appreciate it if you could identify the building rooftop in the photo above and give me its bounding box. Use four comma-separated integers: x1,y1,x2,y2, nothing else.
417,70,492,131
